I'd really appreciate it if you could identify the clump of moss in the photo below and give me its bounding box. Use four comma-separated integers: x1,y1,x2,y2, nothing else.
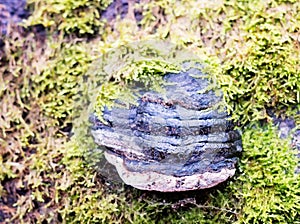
31,41,94,120
219,1,300,124
233,123,300,223
26,0,112,35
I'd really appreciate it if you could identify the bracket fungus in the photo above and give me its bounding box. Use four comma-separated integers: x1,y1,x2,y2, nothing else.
90,59,242,192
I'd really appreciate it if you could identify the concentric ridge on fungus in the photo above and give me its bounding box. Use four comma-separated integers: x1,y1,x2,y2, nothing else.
90,62,242,192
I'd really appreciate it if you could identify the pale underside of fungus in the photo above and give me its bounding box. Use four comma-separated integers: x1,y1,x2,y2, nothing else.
90,62,242,192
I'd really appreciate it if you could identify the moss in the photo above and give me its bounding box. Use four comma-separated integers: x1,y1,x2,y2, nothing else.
26,0,112,35
30,40,95,120
219,1,300,124
233,123,300,223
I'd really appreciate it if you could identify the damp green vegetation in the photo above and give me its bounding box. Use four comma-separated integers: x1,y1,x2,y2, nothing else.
31,41,95,120
26,0,112,35
218,0,300,124
235,124,300,223
1,0,300,223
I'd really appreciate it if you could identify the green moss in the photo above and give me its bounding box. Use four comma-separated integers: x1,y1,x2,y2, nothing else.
30,41,95,120
233,123,300,223
26,0,112,35
219,1,300,124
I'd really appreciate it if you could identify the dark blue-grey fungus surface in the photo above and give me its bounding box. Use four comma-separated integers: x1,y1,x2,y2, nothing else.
90,62,242,192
